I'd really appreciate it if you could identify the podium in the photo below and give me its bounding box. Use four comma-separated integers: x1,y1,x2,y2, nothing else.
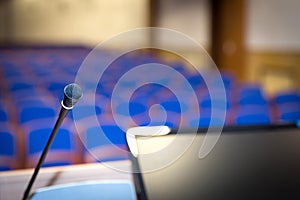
0,160,134,200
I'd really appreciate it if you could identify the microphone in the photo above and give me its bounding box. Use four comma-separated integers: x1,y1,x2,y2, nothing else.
22,83,83,200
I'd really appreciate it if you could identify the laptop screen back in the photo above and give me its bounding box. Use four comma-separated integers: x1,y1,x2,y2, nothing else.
134,128,300,200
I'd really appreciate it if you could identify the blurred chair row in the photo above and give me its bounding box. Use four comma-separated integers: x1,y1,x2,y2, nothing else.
0,47,299,171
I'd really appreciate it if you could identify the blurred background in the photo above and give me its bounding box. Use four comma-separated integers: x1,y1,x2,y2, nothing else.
0,0,299,171
1,0,300,94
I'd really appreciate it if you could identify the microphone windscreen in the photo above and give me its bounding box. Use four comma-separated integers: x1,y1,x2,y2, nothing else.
63,83,83,108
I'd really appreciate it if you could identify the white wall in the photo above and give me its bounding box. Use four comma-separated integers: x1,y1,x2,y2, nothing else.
246,0,300,52
156,0,300,52
0,0,148,46
157,0,211,50
2,0,300,52
0,0,210,68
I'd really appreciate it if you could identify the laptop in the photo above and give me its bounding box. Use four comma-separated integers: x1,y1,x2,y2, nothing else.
127,123,300,200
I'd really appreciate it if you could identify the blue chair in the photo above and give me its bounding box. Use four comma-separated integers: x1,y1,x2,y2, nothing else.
0,105,8,122
10,88,41,102
189,108,225,127
275,92,300,104
200,94,229,110
188,74,204,89
70,104,102,120
236,114,270,125
280,111,300,121
220,72,235,90
9,82,34,92
208,72,235,91
160,100,189,113
30,181,136,200
239,84,263,97
239,94,267,105
0,124,16,171
131,84,167,105
238,85,267,105
235,105,271,125
190,117,224,127
83,125,128,162
275,92,300,122
47,81,68,97
2,64,22,78
24,120,78,168
277,102,300,122
18,98,51,108
20,106,56,123
115,102,147,117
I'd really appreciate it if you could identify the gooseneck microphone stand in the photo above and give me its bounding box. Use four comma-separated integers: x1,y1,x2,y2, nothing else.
22,83,83,200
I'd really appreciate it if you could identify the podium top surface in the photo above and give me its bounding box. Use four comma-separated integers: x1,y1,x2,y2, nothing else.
0,160,133,200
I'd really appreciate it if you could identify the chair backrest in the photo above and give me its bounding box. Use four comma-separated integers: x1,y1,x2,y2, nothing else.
70,104,102,120
277,102,300,121
238,85,267,105
275,92,300,104
83,125,128,162
20,106,56,123
85,125,126,148
236,114,270,125
0,132,14,156
235,105,271,125
29,128,72,154
0,124,16,171
0,107,8,122
275,92,300,122
9,82,34,92
24,120,77,168
190,116,225,127
115,102,146,117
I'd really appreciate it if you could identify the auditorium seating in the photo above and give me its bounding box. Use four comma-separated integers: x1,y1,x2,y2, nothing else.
0,123,17,171
235,105,271,125
23,119,78,168
0,104,8,122
82,125,129,162
0,46,299,170
70,105,102,120
275,91,300,122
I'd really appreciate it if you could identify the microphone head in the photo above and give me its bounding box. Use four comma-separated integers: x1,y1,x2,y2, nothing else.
62,83,83,109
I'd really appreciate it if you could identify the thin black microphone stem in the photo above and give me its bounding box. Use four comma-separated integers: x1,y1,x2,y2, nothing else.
22,107,69,200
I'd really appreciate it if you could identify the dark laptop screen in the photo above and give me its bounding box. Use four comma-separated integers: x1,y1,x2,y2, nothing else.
133,126,300,200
